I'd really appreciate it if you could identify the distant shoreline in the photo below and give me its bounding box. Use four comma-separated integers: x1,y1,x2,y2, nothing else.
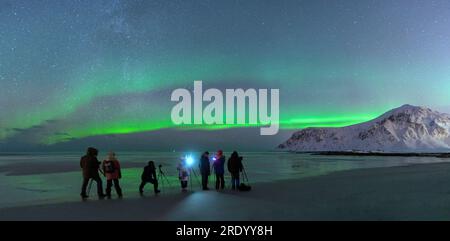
303,151,450,158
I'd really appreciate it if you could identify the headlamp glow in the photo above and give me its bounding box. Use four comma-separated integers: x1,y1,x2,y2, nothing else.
185,155,194,166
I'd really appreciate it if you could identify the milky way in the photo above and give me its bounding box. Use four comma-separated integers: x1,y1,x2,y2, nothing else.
2,0,450,149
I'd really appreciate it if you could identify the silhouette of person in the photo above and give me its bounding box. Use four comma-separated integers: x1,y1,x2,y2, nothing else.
199,151,211,190
80,147,105,199
102,151,123,198
213,150,225,190
228,151,243,190
177,157,190,191
139,161,161,194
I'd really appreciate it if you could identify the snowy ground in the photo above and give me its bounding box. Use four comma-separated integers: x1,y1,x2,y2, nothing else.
2,162,450,220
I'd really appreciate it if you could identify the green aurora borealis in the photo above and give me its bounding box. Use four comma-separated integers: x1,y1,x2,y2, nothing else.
2,0,450,149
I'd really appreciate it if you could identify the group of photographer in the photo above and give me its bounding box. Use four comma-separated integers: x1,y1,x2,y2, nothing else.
198,150,244,191
79,147,247,200
80,147,160,199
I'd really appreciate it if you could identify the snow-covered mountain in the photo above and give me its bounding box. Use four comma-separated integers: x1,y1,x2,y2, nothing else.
278,105,450,153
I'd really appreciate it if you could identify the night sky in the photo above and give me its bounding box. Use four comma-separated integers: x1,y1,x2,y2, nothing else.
2,0,450,151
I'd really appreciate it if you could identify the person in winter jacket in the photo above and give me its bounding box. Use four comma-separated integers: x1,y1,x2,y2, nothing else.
139,161,161,194
227,151,243,190
199,151,211,190
80,147,105,199
177,157,190,191
213,150,225,190
102,151,123,198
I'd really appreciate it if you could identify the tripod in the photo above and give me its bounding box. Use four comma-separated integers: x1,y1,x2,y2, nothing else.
241,164,249,184
189,167,201,191
211,165,216,184
87,169,105,197
158,165,171,191
87,179,94,196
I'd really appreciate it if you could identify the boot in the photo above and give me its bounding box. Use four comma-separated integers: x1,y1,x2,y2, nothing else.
117,188,123,198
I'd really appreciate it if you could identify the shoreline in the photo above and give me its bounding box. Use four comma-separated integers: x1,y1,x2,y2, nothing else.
305,151,450,157
2,161,450,220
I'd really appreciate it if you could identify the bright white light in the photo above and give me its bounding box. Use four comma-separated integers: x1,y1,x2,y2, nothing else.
185,155,194,166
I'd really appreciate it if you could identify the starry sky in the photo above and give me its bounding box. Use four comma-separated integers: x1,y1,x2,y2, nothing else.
2,0,450,151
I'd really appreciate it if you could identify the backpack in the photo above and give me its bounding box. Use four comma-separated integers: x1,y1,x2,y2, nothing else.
104,161,116,174
238,183,251,191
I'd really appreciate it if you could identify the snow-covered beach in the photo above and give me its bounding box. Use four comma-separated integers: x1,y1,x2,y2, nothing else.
1,152,450,220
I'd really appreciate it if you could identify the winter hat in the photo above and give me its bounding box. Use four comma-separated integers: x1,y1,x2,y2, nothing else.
107,151,116,161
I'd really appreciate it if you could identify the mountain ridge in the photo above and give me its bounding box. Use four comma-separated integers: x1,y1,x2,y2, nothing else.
278,105,450,153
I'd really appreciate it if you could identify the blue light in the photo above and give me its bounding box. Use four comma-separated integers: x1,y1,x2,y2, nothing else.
185,155,194,166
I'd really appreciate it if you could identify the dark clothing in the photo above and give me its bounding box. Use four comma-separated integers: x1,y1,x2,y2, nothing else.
228,153,243,190
141,165,157,181
139,179,159,193
80,155,101,179
215,174,225,190
106,179,122,197
80,152,104,197
213,155,225,189
81,176,103,196
213,156,225,175
201,175,209,190
199,156,211,176
199,155,210,189
181,180,188,189
231,173,240,190
227,155,243,175
140,165,159,193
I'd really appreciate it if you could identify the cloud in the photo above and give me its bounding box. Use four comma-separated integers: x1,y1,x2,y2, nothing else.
63,137,77,141
11,128,26,132
30,125,45,129
53,132,71,136
45,119,59,124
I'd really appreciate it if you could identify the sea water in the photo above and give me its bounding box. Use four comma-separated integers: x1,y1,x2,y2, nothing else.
0,151,448,208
